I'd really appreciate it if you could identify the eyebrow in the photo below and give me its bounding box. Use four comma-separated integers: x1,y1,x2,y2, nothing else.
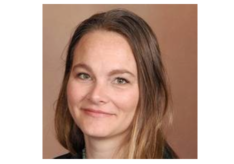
72,63,136,78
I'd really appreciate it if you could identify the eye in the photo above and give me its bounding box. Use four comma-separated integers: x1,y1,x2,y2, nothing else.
77,73,91,80
114,77,129,84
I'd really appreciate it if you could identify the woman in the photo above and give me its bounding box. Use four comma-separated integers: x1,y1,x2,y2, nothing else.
54,9,178,159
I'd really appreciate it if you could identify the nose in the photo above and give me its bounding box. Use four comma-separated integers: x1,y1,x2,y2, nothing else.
86,81,109,105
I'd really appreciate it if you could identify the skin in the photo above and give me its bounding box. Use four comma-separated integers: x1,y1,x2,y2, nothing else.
67,30,139,158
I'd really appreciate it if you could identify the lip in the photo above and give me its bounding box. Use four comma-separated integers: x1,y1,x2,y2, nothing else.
82,108,114,117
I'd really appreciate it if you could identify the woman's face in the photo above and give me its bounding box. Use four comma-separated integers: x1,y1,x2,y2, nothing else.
67,30,139,139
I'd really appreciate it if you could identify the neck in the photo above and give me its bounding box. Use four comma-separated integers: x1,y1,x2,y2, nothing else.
84,133,128,159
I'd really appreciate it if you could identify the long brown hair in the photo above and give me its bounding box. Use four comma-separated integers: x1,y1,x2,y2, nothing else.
55,9,174,158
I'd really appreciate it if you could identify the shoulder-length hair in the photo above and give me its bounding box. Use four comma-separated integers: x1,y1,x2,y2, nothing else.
55,8,173,158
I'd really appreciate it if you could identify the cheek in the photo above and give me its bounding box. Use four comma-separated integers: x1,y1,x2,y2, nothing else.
111,87,139,132
113,87,139,113
66,80,86,107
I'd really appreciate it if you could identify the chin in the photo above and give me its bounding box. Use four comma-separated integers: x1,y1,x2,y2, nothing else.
82,126,113,138
78,119,116,138
84,131,113,138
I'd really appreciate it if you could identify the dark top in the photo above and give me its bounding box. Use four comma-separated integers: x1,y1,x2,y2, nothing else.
55,144,178,159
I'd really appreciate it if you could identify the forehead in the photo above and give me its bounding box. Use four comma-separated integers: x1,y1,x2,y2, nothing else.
73,30,136,69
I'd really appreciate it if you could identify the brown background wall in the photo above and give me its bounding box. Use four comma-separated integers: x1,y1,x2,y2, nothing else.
43,4,197,159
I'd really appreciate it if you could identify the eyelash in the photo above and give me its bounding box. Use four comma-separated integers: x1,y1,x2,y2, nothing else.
114,77,129,84
76,73,129,84
76,73,91,80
